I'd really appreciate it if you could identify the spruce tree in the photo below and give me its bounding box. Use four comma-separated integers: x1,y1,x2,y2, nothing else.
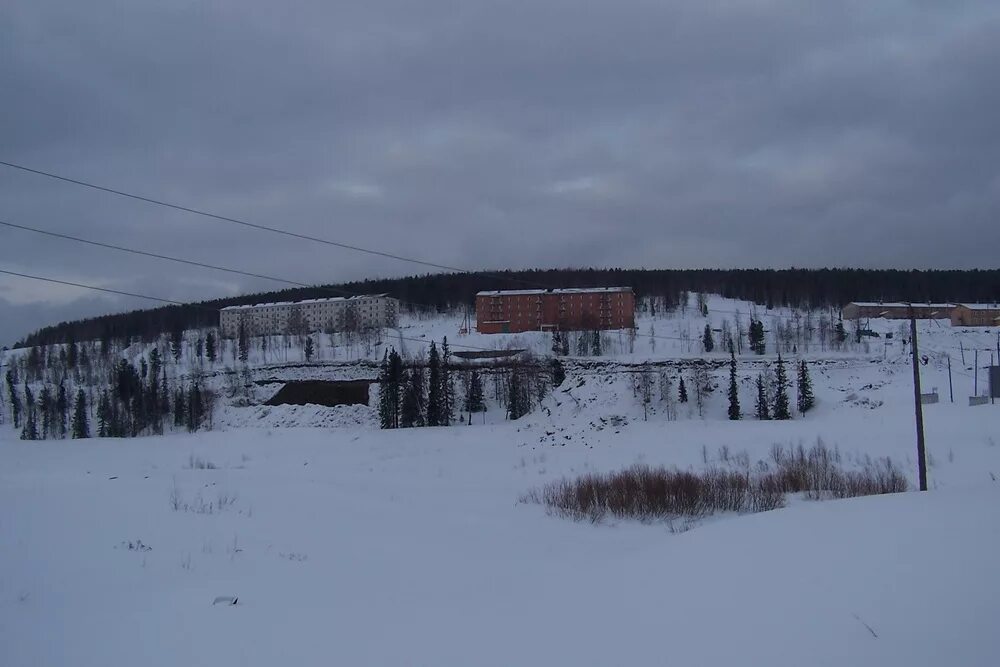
206,331,217,364
400,370,422,428
21,384,38,440
507,367,526,420
238,318,249,364
591,330,602,356
39,386,53,439
755,374,770,420
727,351,740,420
171,327,184,363
464,369,485,413
388,349,403,428
772,355,791,420
97,391,111,437
6,369,21,428
441,337,454,425
187,383,203,432
67,339,79,369
797,360,815,414
72,390,90,439
678,376,688,403
304,336,314,362
426,342,442,426
749,319,766,355
56,381,68,438
703,324,715,353
377,351,394,429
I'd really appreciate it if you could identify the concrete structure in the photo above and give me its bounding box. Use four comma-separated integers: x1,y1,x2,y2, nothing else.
475,287,635,334
950,304,1000,327
220,294,398,338
841,302,955,321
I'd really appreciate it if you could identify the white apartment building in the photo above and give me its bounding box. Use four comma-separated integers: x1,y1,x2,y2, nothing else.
220,294,399,338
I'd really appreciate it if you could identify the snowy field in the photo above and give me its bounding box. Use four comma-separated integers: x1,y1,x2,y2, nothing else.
3,298,1000,665
3,363,1000,665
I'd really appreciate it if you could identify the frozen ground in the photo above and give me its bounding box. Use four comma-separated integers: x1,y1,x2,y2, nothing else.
2,385,1000,665
2,298,1000,665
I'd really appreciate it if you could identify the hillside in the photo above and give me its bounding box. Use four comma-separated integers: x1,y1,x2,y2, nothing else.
3,293,1000,665
14,267,1000,348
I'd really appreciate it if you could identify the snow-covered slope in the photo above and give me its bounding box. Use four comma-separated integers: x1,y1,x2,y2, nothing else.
1,426,998,666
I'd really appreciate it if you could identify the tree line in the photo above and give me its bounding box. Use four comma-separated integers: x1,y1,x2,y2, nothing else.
15,267,1000,348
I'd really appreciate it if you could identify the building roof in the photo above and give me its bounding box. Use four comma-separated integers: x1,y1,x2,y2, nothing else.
220,294,391,311
955,303,1000,311
847,302,956,309
476,287,633,297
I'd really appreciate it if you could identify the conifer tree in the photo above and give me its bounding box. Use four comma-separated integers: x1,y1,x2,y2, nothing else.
174,388,186,428
773,355,791,420
56,381,68,438
591,330,602,356
441,337,454,425
749,319,766,355
703,324,715,353
797,360,815,414
678,376,688,403
67,338,79,369
39,386,53,439
388,349,403,428
187,383,203,432
400,369,423,428
238,318,249,364
507,367,527,420
755,374,770,420
377,351,394,429
206,331,217,364
464,369,485,414
72,390,90,439
21,384,38,440
727,351,740,420
426,342,442,426
97,391,111,437
6,369,21,428
171,327,184,363
304,336,314,362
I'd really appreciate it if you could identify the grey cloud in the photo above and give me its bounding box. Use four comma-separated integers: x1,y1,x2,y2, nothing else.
2,0,999,344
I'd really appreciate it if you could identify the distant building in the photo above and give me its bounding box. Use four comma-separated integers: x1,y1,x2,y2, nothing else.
475,287,635,334
220,294,399,338
950,304,1000,327
841,302,955,321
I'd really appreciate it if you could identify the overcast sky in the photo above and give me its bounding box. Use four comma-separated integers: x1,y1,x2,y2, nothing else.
2,1,999,345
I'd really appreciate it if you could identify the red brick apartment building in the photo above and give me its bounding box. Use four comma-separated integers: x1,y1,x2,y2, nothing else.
475,288,635,334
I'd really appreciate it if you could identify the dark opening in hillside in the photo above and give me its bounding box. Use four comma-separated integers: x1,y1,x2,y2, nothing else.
264,381,373,407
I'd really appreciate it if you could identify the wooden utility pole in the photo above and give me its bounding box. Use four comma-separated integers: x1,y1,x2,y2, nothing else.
909,307,928,491
948,355,954,403
974,349,979,396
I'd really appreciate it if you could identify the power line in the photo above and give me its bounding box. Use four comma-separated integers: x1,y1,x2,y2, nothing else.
0,267,493,352
0,159,551,289
0,217,690,345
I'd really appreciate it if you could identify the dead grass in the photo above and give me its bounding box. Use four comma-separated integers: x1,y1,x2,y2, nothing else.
522,440,907,523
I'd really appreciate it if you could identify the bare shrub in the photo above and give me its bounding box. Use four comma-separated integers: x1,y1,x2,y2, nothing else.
521,464,784,523
186,454,217,470
523,440,906,524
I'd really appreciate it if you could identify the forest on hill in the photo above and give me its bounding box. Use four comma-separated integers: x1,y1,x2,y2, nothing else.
14,267,1000,348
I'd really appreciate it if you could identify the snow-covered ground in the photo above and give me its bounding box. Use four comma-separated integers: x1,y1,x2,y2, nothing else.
3,371,1000,665
2,297,1000,665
